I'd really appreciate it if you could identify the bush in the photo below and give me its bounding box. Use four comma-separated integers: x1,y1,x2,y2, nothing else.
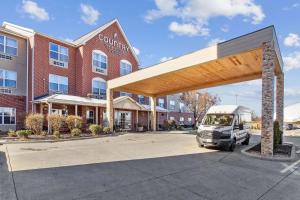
71,128,81,137
25,113,44,135
89,124,102,136
103,127,111,134
48,114,65,132
53,130,60,139
41,131,47,136
66,115,83,131
8,129,17,137
274,121,282,148
16,130,30,138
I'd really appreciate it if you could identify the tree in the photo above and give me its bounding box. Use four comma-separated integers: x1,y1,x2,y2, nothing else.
180,91,221,125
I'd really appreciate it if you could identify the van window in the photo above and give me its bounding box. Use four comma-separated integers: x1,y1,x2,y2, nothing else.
203,114,234,126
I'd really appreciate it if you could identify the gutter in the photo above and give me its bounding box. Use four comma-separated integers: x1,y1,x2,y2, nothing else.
26,38,29,112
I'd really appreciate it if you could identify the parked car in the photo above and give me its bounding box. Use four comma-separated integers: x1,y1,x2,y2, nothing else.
196,105,251,151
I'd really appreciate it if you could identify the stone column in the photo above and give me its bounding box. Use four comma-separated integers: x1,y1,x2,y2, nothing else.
106,89,114,131
75,105,78,116
150,97,157,131
95,107,99,124
48,103,52,134
276,73,284,141
261,41,275,156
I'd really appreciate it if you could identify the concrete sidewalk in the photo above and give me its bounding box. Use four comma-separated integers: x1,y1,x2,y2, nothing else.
1,133,300,200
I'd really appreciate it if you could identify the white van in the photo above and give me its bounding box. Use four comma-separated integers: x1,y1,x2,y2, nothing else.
196,105,252,151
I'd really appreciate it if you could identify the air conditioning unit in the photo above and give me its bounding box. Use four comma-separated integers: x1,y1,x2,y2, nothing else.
0,53,12,61
0,88,12,94
50,59,68,68
95,68,106,74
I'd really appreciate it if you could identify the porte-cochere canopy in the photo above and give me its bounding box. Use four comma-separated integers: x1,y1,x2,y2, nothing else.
106,26,284,156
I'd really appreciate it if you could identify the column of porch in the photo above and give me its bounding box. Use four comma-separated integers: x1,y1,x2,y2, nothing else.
276,73,284,141
261,41,275,156
107,89,114,131
150,96,157,131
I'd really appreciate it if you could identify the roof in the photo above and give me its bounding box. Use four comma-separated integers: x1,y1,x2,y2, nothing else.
34,94,167,112
284,103,300,123
107,26,283,97
207,105,251,114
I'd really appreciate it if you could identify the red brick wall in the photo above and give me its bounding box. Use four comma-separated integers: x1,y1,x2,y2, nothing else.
0,94,26,130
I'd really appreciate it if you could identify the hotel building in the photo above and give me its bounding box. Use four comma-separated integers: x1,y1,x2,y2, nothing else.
0,19,194,132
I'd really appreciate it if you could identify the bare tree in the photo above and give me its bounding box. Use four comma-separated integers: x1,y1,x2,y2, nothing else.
180,91,221,125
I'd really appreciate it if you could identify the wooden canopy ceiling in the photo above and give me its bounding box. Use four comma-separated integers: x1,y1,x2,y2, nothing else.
108,26,283,97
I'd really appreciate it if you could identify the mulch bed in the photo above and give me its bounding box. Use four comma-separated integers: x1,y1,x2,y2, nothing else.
247,143,293,157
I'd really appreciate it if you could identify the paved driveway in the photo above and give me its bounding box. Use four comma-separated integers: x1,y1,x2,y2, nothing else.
1,133,300,200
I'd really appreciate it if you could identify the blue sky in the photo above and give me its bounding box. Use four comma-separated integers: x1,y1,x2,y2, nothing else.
1,0,300,115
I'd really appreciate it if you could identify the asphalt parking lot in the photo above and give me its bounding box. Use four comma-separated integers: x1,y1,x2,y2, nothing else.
1,132,300,200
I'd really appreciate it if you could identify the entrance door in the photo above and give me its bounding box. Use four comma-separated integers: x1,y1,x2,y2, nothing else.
115,111,132,130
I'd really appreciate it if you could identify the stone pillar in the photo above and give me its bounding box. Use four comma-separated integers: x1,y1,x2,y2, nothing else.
48,103,52,134
276,73,284,140
75,105,78,116
261,41,275,156
150,97,157,131
96,107,99,124
107,89,114,131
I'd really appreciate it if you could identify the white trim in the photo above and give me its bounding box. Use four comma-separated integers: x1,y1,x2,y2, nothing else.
26,38,28,112
0,107,16,125
0,68,17,89
92,77,107,96
120,59,132,76
49,42,69,68
0,34,18,57
92,50,108,75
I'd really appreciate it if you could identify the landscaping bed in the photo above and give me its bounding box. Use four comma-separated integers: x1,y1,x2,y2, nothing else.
246,143,293,158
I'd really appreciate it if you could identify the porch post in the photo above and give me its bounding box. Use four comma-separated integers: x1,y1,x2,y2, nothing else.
150,96,157,131
48,102,52,134
276,73,284,141
107,89,114,131
136,110,139,131
96,106,99,124
261,41,275,156
75,104,78,116
39,103,43,114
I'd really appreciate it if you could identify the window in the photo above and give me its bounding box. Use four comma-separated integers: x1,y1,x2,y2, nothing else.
0,35,17,56
120,92,132,97
169,100,175,110
188,117,192,122
0,107,16,125
86,110,94,124
158,98,164,107
180,117,184,122
0,69,17,88
170,116,175,121
49,74,68,94
138,95,145,104
120,60,132,76
51,109,68,116
49,43,68,67
179,102,184,112
92,50,107,74
92,78,106,99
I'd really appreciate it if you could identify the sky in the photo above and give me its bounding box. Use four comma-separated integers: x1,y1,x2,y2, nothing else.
0,0,300,115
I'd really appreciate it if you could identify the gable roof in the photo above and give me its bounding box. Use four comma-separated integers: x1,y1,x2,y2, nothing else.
73,19,139,64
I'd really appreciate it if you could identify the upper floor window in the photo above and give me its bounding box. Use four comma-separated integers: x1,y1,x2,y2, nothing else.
169,100,175,110
0,69,17,88
92,78,106,99
0,35,17,56
158,98,164,108
92,50,107,74
138,95,145,104
49,43,68,67
49,74,68,94
120,60,132,76
120,92,132,97
180,117,184,122
179,102,185,112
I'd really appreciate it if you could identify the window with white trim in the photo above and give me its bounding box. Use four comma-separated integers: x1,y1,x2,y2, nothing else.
158,98,164,108
49,43,68,67
169,116,175,121
0,69,17,88
120,92,132,97
0,35,17,56
120,60,132,76
92,78,106,98
86,110,94,124
92,50,107,74
49,74,68,94
0,107,16,125
179,102,184,112
51,109,68,116
169,100,175,110
188,117,192,122
180,117,184,122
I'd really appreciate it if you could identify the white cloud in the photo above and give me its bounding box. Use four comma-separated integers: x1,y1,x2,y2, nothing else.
233,79,261,86
160,56,173,62
284,33,300,47
169,22,208,37
132,47,140,55
221,24,229,32
145,0,265,36
21,0,49,21
206,38,225,47
285,88,300,96
283,51,300,71
283,3,300,11
80,4,100,25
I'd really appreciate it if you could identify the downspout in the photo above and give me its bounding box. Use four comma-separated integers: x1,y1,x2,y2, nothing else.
25,38,29,112
31,38,35,112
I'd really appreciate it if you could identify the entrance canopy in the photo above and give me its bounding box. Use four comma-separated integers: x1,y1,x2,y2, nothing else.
107,26,283,97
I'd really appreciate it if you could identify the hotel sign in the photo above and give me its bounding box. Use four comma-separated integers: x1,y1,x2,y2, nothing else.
99,33,130,55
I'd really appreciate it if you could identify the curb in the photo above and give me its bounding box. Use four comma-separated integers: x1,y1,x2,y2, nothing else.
241,143,296,162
